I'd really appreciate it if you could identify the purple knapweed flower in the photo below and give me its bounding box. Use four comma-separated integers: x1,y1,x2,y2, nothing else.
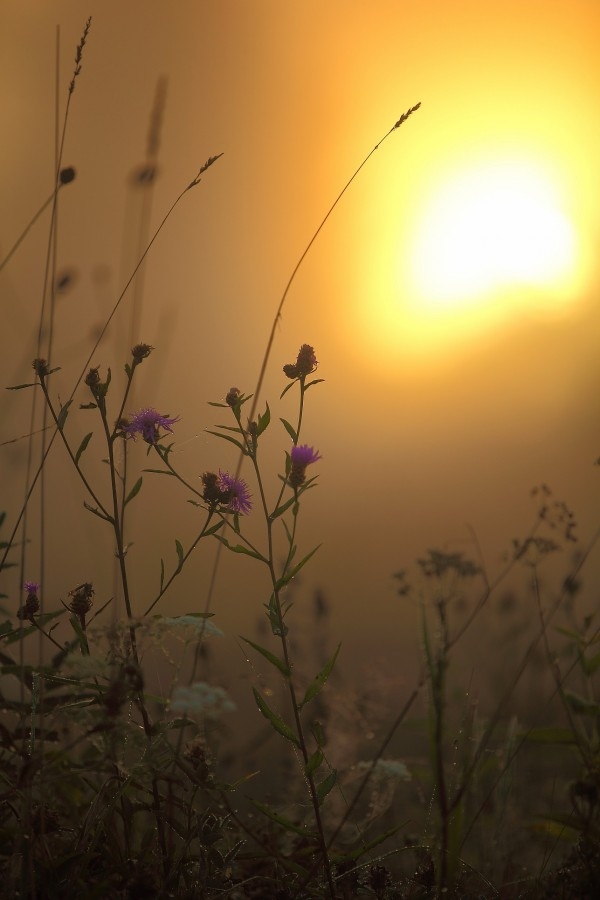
289,444,321,489
217,471,252,515
123,408,179,444
23,581,40,596
18,581,40,620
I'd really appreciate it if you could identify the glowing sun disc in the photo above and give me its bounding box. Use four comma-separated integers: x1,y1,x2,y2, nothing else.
409,159,578,313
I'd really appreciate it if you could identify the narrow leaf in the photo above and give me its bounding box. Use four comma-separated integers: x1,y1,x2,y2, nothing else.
251,799,317,838
316,769,337,805
276,545,321,591
270,496,296,521
312,720,326,747
215,536,267,562
159,558,165,592
523,726,577,745
206,430,247,454
241,637,290,677
280,418,297,443
175,539,184,571
74,432,93,465
252,687,299,746
124,476,143,507
6,382,36,390
299,643,341,710
256,403,270,437
305,748,324,778
57,399,72,430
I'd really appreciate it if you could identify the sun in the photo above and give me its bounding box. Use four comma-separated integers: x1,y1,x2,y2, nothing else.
408,158,578,315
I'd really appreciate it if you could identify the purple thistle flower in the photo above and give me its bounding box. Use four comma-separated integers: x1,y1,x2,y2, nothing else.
123,407,179,444
23,581,40,596
289,444,321,489
290,444,322,467
218,471,252,515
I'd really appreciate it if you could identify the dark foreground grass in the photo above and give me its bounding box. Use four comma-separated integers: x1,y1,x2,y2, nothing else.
1,17,599,899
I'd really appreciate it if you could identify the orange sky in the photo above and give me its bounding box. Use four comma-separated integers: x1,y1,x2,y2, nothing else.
1,1,599,678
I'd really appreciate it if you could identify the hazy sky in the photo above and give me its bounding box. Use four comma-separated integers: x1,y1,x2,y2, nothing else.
1,2,599,679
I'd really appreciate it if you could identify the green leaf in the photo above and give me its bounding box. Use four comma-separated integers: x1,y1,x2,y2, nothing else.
298,643,341,710
280,418,297,443
270,496,296,521
275,545,321,591
305,748,324,778
316,769,337,805
252,687,299,746
124,476,143,507
79,402,97,409
6,382,36,390
304,378,325,391
241,637,290,677
175,539,184,572
74,432,93,464
206,430,247,454
250,799,317,838
256,403,270,437
523,726,577,745
143,468,174,476
215,536,267,562
83,500,113,522
57,399,73,430
68,614,89,655
279,380,296,400
312,720,326,748
564,690,599,717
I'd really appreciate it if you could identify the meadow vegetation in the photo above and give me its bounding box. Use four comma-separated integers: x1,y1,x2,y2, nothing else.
1,18,599,899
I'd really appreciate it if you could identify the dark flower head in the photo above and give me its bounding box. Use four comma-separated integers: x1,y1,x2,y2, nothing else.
201,470,252,514
18,582,40,620
283,344,318,380
289,444,322,489
226,387,242,407
123,407,179,444
218,471,252,515
59,166,76,185
85,367,100,387
68,582,94,617
296,344,318,376
32,358,49,378
131,343,154,363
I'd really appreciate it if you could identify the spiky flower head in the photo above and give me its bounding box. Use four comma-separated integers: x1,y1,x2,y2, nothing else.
283,344,318,379
289,444,322,489
24,581,40,597
201,471,252,515
123,407,179,444
217,471,252,515
131,343,154,363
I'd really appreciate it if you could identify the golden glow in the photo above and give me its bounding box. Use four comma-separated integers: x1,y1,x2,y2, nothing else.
348,150,592,372
408,159,578,315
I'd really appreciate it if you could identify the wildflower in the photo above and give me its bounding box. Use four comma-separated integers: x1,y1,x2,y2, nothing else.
18,581,40,620
289,444,322,488
217,470,252,514
123,407,179,444
84,367,100,388
201,471,252,515
225,386,241,407
32,358,49,378
283,343,318,379
68,581,94,618
131,343,154,363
